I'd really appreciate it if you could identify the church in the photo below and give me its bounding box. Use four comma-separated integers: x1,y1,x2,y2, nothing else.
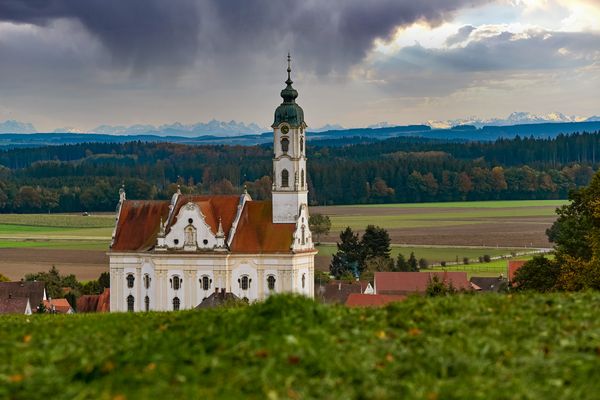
108,57,317,312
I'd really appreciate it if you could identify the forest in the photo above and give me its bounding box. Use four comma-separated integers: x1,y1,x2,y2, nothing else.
0,131,598,212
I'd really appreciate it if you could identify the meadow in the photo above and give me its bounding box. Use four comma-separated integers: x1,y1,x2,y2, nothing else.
0,200,561,280
1,293,599,399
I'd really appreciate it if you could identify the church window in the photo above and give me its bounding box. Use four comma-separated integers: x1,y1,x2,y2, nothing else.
301,169,305,188
281,137,289,153
143,274,151,289
172,275,181,290
127,295,134,312
300,136,304,153
239,275,250,290
201,276,211,291
174,239,179,245
126,274,135,288
188,218,193,224
301,225,306,245
173,297,180,311
267,275,276,291
302,274,306,289
184,225,197,246
203,239,209,245
144,296,150,312
281,169,289,187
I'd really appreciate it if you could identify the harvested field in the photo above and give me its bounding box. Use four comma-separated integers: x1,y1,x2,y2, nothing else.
0,248,108,281
312,200,564,247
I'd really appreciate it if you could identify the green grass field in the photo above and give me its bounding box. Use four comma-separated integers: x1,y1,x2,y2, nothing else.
317,244,528,263
1,293,599,399
350,200,568,209
0,240,108,251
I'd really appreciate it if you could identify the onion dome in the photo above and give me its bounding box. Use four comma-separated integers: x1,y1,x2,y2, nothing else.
272,54,306,128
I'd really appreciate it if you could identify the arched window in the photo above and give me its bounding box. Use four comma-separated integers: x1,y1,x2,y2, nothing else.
173,297,180,311
239,275,250,290
267,275,276,291
144,296,150,312
281,169,289,187
127,295,134,312
302,274,306,289
300,136,304,153
184,225,197,246
172,275,181,291
201,276,211,291
126,274,135,289
281,137,289,153
301,169,305,188
301,225,306,245
143,274,151,290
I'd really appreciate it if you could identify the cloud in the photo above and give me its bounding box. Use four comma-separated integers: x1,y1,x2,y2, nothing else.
0,0,491,75
445,25,476,46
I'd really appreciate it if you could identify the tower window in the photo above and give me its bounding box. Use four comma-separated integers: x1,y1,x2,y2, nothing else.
173,297,180,311
143,274,151,290
144,295,150,312
281,137,289,153
302,274,306,289
300,136,304,153
301,169,305,188
267,275,276,291
301,225,306,245
127,295,134,312
126,274,135,288
281,169,289,187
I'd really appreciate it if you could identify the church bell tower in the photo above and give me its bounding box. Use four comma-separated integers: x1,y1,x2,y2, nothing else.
271,54,308,223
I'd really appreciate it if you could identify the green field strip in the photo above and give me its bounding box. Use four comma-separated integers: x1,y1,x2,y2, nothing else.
347,199,568,209
0,214,114,228
0,240,109,251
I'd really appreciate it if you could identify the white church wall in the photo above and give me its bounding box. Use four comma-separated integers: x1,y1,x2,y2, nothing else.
164,202,217,250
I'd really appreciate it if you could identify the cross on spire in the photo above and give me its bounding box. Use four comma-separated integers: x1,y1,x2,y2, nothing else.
286,52,293,85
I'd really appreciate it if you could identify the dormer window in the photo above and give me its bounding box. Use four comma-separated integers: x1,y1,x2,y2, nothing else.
281,137,289,153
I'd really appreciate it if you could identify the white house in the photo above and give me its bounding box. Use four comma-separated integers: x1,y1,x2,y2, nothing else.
109,56,317,312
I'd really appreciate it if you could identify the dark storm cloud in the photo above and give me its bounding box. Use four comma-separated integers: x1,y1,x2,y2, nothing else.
0,0,491,74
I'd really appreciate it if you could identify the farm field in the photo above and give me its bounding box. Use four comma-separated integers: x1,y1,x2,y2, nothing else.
2,293,600,399
0,200,562,279
312,199,565,247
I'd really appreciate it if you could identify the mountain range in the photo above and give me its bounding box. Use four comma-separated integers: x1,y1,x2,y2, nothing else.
2,112,599,136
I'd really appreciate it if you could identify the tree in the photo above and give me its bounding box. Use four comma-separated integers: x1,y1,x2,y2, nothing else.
361,225,391,261
407,252,418,272
426,275,456,297
512,255,561,292
418,258,429,269
309,214,331,244
395,253,409,272
329,227,363,278
0,273,9,282
98,272,110,289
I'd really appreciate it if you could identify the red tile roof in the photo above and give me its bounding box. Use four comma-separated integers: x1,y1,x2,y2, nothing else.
346,293,406,308
0,297,30,314
229,201,295,253
77,288,110,313
317,280,371,304
111,200,170,251
43,298,73,313
375,272,472,295
508,260,527,282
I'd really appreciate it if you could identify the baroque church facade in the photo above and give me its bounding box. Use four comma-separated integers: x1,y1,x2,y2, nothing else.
109,57,317,312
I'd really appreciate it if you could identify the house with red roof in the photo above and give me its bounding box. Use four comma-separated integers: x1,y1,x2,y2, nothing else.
374,272,474,295
508,260,527,283
0,281,46,314
316,280,374,304
109,57,317,312
77,288,110,313
43,298,74,314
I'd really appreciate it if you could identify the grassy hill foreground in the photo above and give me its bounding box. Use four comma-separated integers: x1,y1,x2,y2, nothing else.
1,293,600,399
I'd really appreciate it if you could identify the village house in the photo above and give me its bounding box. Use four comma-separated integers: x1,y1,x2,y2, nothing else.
345,293,406,308
0,281,46,315
316,280,374,304
77,288,111,313
108,56,317,312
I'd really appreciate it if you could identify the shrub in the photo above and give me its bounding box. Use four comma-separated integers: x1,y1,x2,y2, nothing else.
463,257,469,265
418,258,429,269
440,261,446,267
483,254,491,263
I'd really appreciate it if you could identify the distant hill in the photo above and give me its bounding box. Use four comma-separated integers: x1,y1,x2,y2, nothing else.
1,120,600,148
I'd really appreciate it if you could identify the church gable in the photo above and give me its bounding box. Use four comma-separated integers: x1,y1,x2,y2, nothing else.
163,202,218,251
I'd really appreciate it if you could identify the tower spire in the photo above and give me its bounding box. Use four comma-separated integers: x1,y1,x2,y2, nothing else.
287,52,292,84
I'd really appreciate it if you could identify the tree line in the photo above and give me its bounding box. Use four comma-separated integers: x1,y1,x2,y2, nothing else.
0,132,598,212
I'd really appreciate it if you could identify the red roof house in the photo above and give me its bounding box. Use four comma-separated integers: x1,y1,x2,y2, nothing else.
345,293,406,308
508,260,527,282
374,272,472,295
77,288,110,313
43,298,74,314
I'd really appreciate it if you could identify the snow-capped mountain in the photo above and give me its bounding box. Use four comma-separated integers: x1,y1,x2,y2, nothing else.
90,120,265,137
311,124,345,132
0,120,37,134
428,112,588,129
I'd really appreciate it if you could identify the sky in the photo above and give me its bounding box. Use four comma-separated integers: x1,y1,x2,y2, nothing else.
0,0,599,132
